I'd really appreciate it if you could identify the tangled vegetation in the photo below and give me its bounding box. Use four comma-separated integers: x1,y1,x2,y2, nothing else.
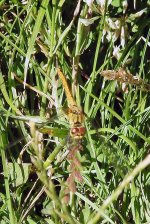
0,0,150,223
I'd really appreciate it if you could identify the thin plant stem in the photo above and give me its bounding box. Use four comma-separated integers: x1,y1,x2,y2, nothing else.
87,154,150,224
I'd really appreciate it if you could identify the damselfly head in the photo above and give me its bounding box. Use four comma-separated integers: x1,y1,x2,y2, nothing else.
70,126,86,139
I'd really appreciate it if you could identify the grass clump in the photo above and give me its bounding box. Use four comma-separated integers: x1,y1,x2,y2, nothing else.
0,1,150,223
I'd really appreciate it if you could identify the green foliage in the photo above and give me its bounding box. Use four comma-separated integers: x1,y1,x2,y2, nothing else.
0,0,150,223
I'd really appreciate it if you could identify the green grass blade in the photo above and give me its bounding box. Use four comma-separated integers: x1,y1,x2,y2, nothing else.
24,0,49,82
82,86,150,144
0,133,16,224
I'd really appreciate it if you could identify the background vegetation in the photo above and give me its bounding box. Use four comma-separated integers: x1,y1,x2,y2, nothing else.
0,0,150,223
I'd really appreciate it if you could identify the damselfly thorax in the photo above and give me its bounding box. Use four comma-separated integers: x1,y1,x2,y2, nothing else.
65,104,85,139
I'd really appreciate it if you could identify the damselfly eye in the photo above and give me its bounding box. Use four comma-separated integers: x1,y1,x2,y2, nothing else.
70,127,86,139
78,127,86,135
71,128,79,134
